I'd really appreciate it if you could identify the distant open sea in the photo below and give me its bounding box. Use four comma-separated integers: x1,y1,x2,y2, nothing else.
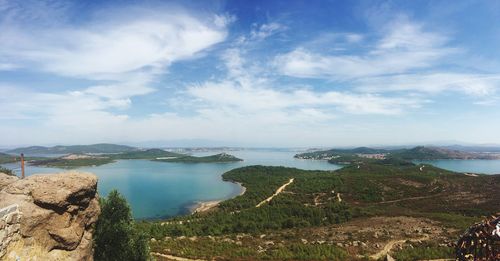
1,149,340,219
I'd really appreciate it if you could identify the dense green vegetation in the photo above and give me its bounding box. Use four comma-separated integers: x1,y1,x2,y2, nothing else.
139,166,351,239
8,143,138,154
151,238,348,260
94,190,150,261
140,163,499,238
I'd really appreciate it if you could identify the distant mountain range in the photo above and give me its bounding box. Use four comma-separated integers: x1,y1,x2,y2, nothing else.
7,143,138,155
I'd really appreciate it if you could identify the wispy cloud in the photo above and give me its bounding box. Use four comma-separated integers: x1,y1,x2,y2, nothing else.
0,8,229,80
273,17,500,101
275,19,454,80
356,73,500,97
186,40,423,118
250,22,287,40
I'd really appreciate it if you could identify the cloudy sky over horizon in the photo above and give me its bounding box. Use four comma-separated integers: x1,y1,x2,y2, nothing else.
1,0,500,147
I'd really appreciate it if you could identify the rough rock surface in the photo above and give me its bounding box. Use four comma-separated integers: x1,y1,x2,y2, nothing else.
0,171,100,260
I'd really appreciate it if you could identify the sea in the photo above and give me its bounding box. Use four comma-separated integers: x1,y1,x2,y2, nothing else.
1,149,339,219
2,149,499,219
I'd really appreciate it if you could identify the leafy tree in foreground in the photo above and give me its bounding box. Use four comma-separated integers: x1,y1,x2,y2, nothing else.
94,190,150,261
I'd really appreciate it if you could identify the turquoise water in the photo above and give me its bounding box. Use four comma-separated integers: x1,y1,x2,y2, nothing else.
414,159,500,174
1,149,339,219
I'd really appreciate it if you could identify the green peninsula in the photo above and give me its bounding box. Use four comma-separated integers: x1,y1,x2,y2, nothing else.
139,161,499,261
28,149,242,168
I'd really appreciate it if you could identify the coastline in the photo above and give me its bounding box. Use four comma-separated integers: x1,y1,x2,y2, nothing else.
191,181,246,214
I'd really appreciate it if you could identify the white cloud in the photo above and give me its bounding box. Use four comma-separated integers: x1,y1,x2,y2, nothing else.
181,44,424,127
356,73,500,96
187,80,421,115
0,11,228,79
345,33,363,43
273,18,500,101
275,20,454,80
84,85,155,99
0,63,17,70
0,82,157,121
0,2,234,146
250,22,287,40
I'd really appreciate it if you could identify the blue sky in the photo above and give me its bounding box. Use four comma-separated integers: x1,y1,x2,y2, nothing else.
1,0,500,147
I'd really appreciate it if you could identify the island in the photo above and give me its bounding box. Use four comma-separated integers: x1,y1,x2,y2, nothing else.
26,149,242,168
153,152,243,163
139,160,499,261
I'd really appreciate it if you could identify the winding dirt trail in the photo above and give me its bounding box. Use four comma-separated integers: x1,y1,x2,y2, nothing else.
369,235,429,260
152,252,206,261
376,194,441,204
256,178,294,207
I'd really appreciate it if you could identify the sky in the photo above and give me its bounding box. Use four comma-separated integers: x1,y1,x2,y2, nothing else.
1,0,500,148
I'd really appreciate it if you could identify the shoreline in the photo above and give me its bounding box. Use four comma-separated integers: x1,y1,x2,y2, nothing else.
191,181,246,214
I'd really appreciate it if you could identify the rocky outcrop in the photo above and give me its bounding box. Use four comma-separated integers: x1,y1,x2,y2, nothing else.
0,171,100,260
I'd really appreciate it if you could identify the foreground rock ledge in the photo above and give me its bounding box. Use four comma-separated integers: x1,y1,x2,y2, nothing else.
0,172,100,260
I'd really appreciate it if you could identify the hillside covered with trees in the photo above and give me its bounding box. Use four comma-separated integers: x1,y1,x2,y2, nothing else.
137,161,499,260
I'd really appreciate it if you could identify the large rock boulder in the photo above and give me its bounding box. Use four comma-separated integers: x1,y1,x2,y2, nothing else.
0,172,100,260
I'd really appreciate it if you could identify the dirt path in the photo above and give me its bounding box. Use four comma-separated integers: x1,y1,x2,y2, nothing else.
369,235,429,260
152,252,206,261
256,178,294,207
376,194,441,204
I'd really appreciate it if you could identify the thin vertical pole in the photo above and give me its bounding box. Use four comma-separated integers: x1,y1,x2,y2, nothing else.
20,153,25,179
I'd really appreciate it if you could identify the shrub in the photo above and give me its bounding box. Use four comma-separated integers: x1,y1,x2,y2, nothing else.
0,166,15,176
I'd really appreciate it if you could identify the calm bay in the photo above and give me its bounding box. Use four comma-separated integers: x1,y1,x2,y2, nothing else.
2,149,340,219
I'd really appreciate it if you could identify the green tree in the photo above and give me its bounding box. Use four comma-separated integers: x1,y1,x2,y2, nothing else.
94,190,150,261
